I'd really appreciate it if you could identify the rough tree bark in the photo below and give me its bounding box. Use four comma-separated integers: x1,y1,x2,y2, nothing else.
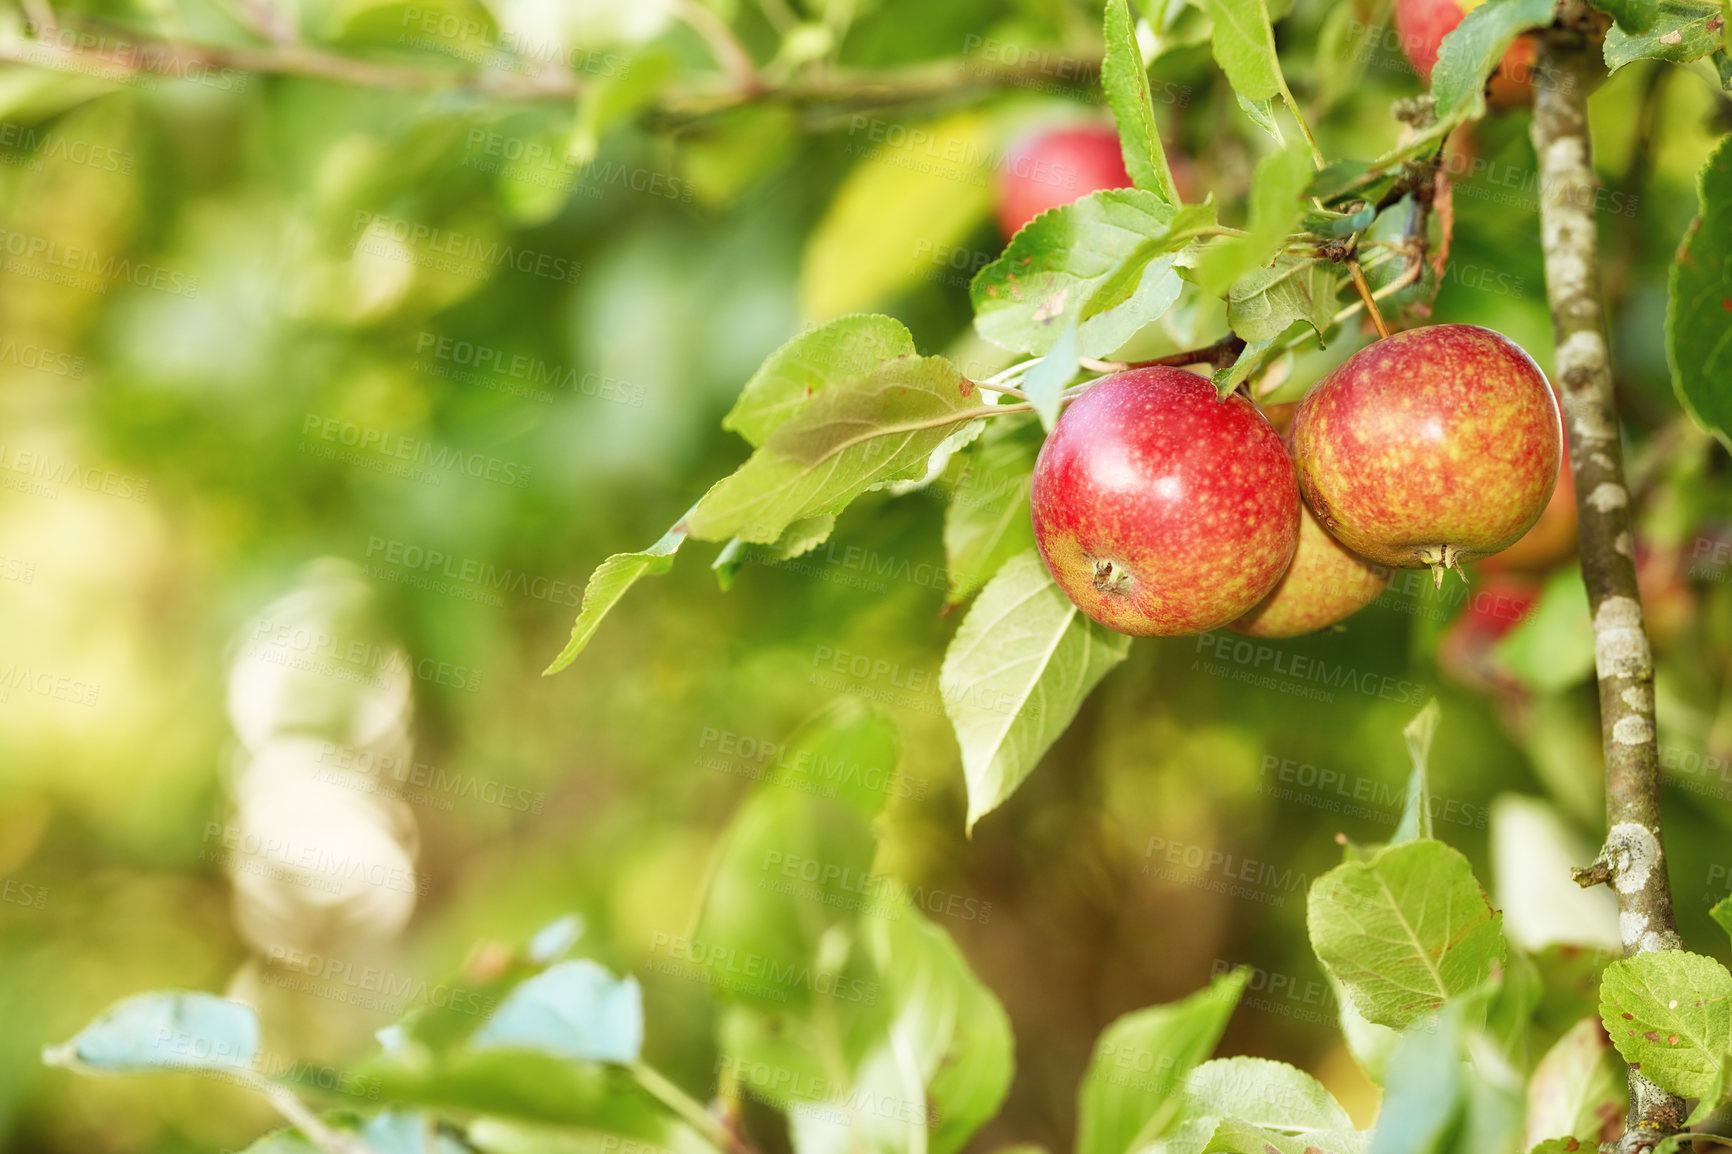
1529,13,1686,1151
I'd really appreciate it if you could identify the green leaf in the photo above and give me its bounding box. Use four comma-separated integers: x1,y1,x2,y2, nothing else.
942,551,1132,832
1491,566,1595,692
362,1048,688,1132
972,191,1206,358
861,915,1016,1154
943,418,1041,607
1307,839,1507,1030
43,991,259,1074
1391,699,1440,846
1599,950,1732,1100
1196,140,1314,296
1606,0,1726,68
801,110,996,320
684,356,985,544
1184,1057,1355,1134
1075,969,1249,1154
1712,895,1732,944
470,960,643,1063
544,522,687,675
1369,989,1523,1154
1102,0,1183,205
1025,323,1080,430
1226,257,1338,343
1587,0,1660,33
1525,1017,1627,1149
724,315,918,448
712,515,836,590
1315,0,1379,111
1669,134,1732,448
1234,92,1286,144
1199,0,1286,104
1212,336,1276,394
1430,0,1556,122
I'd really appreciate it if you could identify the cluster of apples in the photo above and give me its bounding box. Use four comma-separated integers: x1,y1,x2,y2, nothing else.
1029,325,1564,639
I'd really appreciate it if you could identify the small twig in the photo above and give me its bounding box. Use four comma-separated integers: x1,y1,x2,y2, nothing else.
673,0,762,92
1346,257,1391,339
971,380,1029,400
631,1062,762,1154
1081,334,1248,374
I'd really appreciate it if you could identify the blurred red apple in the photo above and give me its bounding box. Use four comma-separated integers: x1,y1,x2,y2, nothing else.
1394,0,1536,107
1232,503,1390,637
1031,367,1299,636
997,126,1196,237
1290,324,1562,585
1439,574,1540,690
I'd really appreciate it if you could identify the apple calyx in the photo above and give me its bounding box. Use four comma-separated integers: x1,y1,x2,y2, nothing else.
1418,543,1470,588
1092,558,1133,596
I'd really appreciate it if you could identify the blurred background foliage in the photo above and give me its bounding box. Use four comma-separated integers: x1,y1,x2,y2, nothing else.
0,0,1729,1148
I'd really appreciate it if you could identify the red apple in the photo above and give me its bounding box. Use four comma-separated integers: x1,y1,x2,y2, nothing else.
998,126,1138,237
1031,367,1300,636
1394,0,1536,107
1480,439,1577,574
1231,502,1390,637
1289,324,1561,584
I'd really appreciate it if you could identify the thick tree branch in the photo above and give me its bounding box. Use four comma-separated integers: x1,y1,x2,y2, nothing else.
1530,13,1685,1151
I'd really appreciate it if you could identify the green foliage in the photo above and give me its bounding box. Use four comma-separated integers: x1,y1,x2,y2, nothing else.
1429,0,1557,127
942,417,1041,606
1075,969,1248,1154
1102,0,1184,206
1367,989,1523,1154
1195,140,1315,296
1199,0,1289,106
43,992,260,1074
470,961,644,1063
1586,0,1661,35
1391,699,1441,846
1606,0,1728,69
1598,949,1732,1100
940,552,1132,831
970,190,1206,358
723,315,920,448
1492,567,1596,692
544,524,688,675
1308,839,1507,1030
684,356,985,544
1524,1017,1627,1149
1670,134,1732,448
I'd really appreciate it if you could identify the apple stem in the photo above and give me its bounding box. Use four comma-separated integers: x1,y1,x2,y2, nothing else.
1345,257,1391,340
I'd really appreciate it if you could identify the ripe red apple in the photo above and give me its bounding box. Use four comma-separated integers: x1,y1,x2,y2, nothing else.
1231,503,1390,637
1030,367,1299,636
1480,439,1577,573
997,126,1197,237
1394,0,1536,107
1289,324,1561,585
